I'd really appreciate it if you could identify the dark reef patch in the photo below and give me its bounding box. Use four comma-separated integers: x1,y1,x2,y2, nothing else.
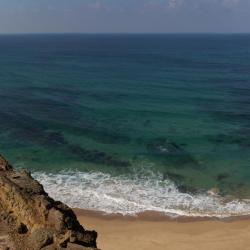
0,110,130,168
147,138,201,169
81,128,131,145
211,129,250,149
217,173,230,182
43,131,68,146
69,145,130,167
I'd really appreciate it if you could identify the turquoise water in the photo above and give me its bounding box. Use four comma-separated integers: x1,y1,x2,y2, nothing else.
1,34,250,216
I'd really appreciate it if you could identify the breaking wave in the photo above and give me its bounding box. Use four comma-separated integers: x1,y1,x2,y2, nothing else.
32,170,250,218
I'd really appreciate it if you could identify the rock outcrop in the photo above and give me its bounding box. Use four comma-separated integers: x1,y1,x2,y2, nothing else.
0,154,99,250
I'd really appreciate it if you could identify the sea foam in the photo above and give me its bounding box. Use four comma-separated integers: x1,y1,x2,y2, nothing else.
32,170,250,218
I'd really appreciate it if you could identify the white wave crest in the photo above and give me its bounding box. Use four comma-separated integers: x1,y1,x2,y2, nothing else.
32,170,250,217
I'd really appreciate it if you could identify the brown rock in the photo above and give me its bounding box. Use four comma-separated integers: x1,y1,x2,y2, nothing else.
0,155,12,171
66,243,100,250
28,228,54,249
47,208,65,232
40,246,57,250
0,154,99,250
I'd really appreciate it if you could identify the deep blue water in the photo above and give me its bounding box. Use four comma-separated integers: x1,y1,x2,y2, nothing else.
1,34,250,216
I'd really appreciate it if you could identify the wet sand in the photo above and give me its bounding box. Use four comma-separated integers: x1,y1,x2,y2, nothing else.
75,209,250,250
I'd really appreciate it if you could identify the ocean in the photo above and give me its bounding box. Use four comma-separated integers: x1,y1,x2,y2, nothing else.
1,34,250,217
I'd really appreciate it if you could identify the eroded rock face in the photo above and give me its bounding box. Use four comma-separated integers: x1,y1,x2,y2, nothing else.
0,154,11,171
0,155,99,250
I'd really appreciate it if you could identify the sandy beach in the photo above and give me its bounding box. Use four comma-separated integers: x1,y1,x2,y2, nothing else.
75,209,250,250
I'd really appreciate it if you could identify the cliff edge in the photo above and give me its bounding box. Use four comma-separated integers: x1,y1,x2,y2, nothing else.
0,154,99,250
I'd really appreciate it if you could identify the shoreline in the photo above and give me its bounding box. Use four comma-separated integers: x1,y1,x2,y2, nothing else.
74,208,250,250
73,208,250,222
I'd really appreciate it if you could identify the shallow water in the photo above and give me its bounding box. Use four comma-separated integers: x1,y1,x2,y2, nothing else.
1,34,250,216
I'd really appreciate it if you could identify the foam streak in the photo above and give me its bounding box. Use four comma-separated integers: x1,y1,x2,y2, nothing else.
33,170,250,218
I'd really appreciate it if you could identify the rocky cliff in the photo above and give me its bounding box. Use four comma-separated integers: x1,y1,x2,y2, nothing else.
0,154,99,250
